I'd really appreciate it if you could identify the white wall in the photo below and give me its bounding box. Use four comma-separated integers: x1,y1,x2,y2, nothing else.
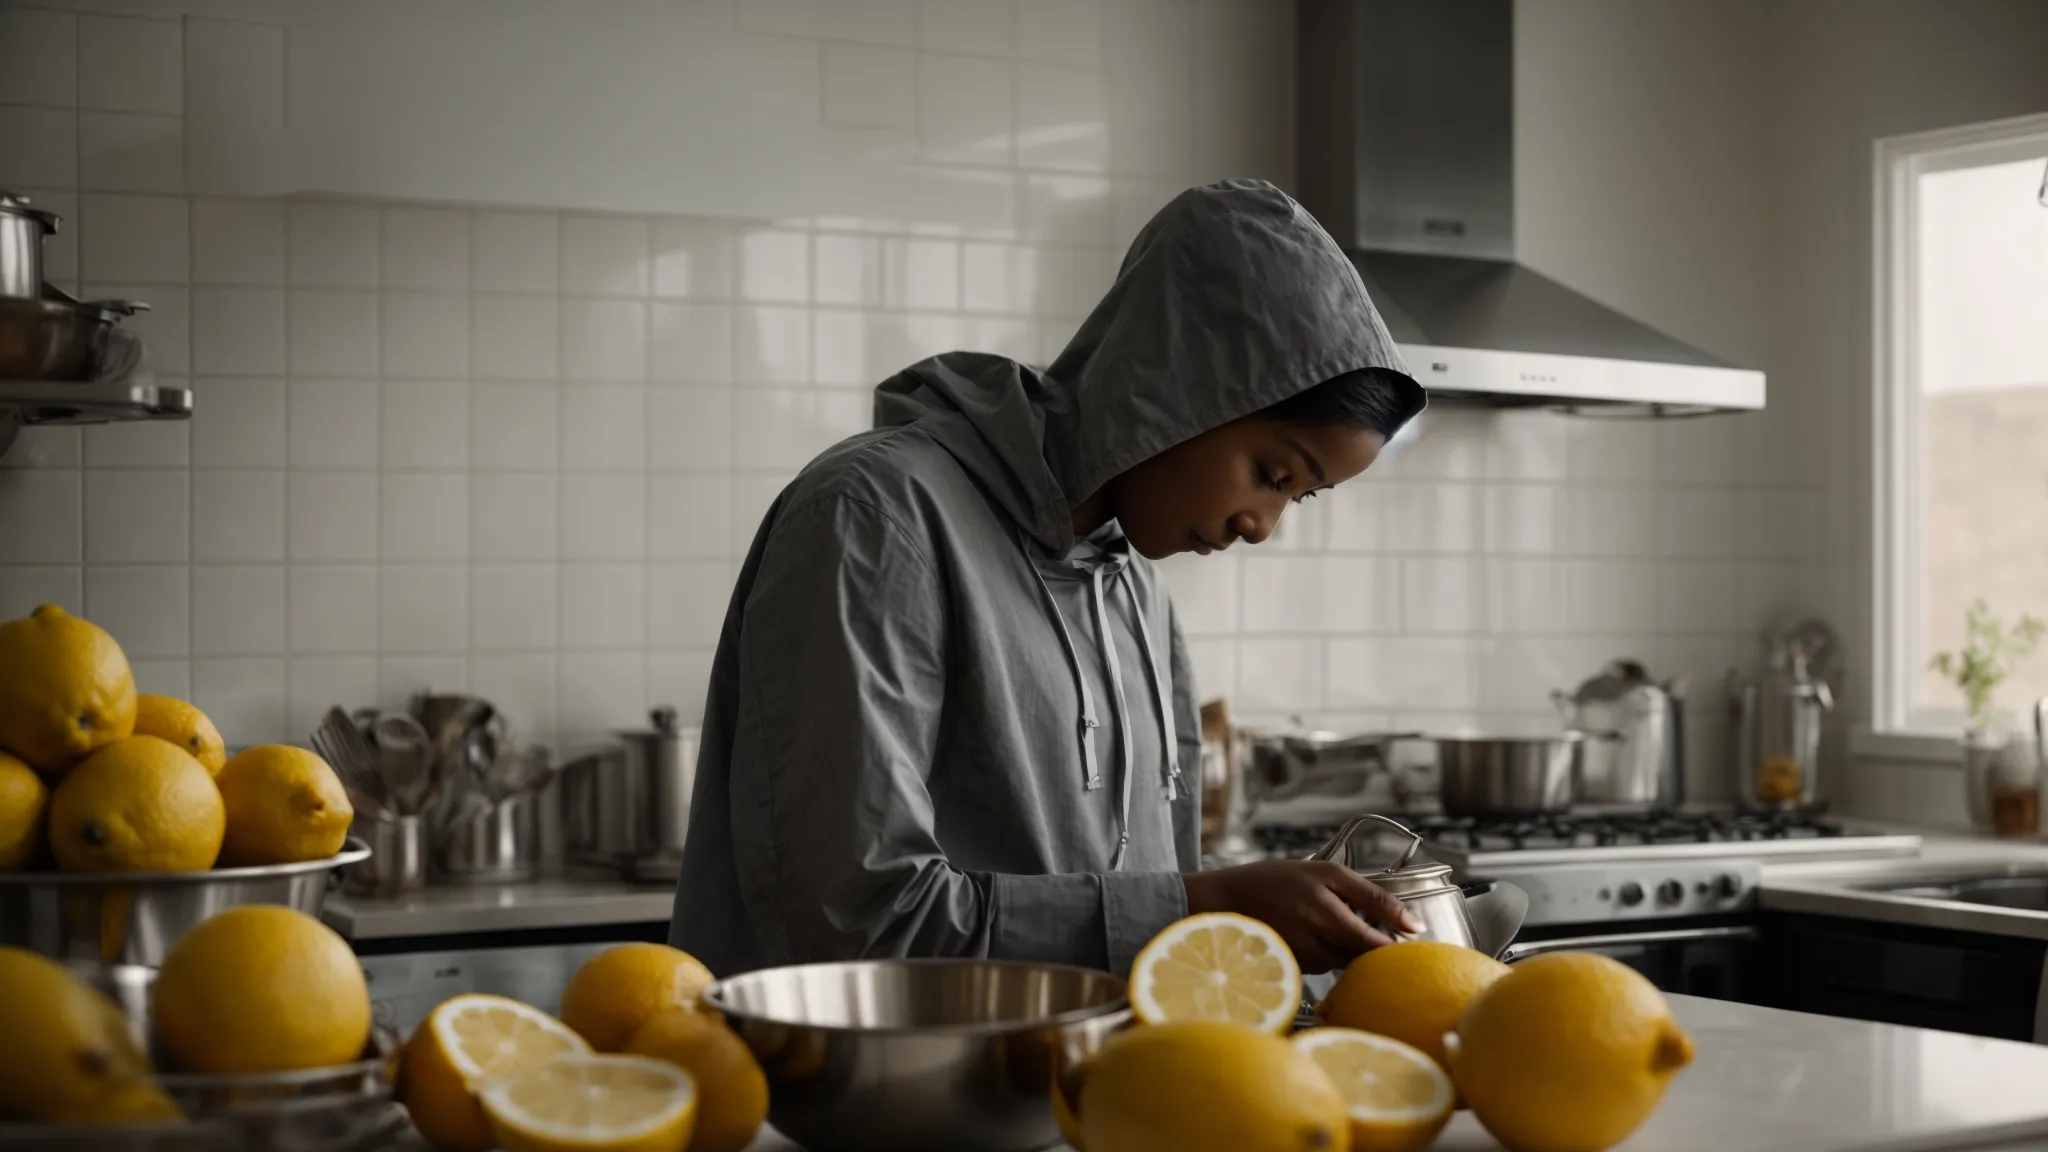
0,0,1821,796
1754,0,2048,823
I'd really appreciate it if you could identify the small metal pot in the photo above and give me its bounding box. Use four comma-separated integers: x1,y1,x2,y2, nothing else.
1435,734,1602,818
562,706,697,875
0,192,60,300
0,296,150,381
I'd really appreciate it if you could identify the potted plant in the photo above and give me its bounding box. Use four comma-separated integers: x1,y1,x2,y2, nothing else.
1929,599,2047,836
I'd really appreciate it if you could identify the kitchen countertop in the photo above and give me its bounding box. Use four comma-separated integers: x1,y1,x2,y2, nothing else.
323,875,676,940
1759,829,2048,941
379,993,2048,1151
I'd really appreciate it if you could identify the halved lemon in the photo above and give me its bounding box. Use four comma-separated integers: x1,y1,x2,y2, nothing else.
400,994,591,1152
480,1053,697,1152
1129,911,1301,1034
1292,1026,1455,1152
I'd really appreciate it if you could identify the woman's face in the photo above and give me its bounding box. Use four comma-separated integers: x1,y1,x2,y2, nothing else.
1106,417,1388,560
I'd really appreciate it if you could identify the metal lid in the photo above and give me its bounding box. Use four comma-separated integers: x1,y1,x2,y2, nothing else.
1361,858,1461,898
0,191,60,233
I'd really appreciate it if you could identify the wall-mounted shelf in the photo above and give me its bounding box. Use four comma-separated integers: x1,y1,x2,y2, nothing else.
0,378,193,425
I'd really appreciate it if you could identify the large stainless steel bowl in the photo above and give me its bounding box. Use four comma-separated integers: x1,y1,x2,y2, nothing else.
0,839,370,966
704,958,1132,1152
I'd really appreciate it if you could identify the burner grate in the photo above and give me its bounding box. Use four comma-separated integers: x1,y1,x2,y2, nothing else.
1251,806,1852,860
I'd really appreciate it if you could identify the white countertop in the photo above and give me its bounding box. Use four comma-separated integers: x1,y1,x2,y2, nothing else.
324,875,676,940
1759,827,2048,941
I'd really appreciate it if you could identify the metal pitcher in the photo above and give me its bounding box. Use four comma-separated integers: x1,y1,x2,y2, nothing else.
562,706,699,876
1309,814,1527,959
1729,662,1833,810
1552,658,1685,810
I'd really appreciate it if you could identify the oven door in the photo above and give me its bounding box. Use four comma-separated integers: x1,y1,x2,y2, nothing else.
1503,923,1761,1004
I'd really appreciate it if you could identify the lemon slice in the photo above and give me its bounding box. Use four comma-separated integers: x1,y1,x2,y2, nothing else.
480,1054,697,1152
401,994,591,1152
1293,1026,1455,1152
1129,911,1301,1034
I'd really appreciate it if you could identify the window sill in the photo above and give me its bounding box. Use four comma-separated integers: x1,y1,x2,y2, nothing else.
1851,728,1964,768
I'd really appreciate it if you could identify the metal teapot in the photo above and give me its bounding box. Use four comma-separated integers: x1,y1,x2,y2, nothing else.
1308,813,1527,960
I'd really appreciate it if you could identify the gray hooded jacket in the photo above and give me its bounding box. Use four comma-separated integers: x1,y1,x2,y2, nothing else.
667,178,1410,978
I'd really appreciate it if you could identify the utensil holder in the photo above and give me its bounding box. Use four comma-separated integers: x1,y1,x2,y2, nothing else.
344,816,425,898
435,794,541,884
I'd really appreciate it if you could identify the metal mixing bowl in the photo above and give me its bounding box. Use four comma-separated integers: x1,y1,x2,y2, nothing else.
0,839,370,966
704,958,1132,1152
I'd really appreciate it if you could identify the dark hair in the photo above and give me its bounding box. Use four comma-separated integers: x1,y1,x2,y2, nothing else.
1260,366,1427,439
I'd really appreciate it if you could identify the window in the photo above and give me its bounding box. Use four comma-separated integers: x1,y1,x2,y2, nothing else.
1874,114,2048,736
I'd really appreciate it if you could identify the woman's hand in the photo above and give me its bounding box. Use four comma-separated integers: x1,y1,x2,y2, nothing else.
1180,860,1421,974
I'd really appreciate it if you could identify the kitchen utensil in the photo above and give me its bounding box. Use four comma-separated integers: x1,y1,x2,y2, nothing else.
1729,647,1835,810
485,742,556,800
434,793,541,884
311,708,389,819
0,839,370,966
1308,813,1527,956
0,192,59,300
562,706,698,876
1234,726,1424,828
1553,658,1686,810
704,958,1131,1152
1433,734,1593,818
0,295,152,382
0,963,404,1152
371,711,434,816
345,815,426,897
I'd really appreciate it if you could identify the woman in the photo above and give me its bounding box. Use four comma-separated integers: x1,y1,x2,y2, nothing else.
669,179,1427,980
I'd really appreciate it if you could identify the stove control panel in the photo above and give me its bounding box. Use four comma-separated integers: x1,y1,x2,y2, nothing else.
1480,859,1763,928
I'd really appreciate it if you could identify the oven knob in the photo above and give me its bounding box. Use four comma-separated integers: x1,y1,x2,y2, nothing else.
1715,873,1744,899
1617,882,1644,907
1656,880,1684,906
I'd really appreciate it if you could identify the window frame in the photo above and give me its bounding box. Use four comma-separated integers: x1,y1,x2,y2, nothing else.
1870,112,2048,746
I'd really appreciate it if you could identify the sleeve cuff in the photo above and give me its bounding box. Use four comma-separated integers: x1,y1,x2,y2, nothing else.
1102,870,1189,979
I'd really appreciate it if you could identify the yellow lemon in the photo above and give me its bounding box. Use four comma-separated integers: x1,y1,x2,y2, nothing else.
152,904,372,1075
400,995,592,1152
481,1054,697,1152
1447,952,1695,1152
624,1008,767,1152
48,735,223,873
0,946,164,1123
1077,1020,1350,1152
215,744,353,866
0,750,49,870
1315,939,1510,1071
1129,912,1301,1034
559,943,716,1053
1294,1027,1454,1152
132,695,227,777
0,604,137,776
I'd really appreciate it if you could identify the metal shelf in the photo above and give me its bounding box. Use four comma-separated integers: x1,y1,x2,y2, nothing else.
0,377,192,425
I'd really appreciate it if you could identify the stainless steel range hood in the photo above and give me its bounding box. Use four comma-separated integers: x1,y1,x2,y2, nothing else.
1297,0,1764,417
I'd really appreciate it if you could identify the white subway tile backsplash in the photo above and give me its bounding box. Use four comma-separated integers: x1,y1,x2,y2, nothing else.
290,566,378,653
380,473,469,561
1237,639,1322,713
193,566,285,656
560,651,649,737
193,289,286,375
290,379,379,468
1014,63,1107,173
471,565,558,651
289,204,380,288
86,566,187,659
1566,485,1658,557
815,235,883,307
562,300,648,380
130,661,189,700
379,566,468,653
648,562,733,648
1659,560,1750,635
918,0,1011,55
918,53,1013,167
648,302,732,382
78,15,181,114
192,378,286,467
1487,411,1571,481
382,380,470,469
647,385,733,471
379,656,469,705
191,471,286,562
563,383,647,471
1656,487,1741,559
1101,0,1193,178
649,651,715,720
1487,559,1570,635
822,44,918,131
473,212,560,293
1241,557,1396,635
649,474,733,561
78,113,183,194
885,238,960,310
1327,638,1485,712
382,294,471,378
1568,560,1661,635
471,473,559,561
651,218,734,300
1158,553,1239,637
562,216,650,297
191,658,288,747
285,657,378,744
561,473,646,560
288,472,379,562
0,567,83,619
82,194,187,283
1016,0,1101,64
290,290,381,377
1485,485,1566,556
472,297,560,379
1402,558,1483,635
382,207,470,291
738,230,810,305
467,654,555,735
734,306,811,384
0,426,80,470
471,381,560,470
193,200,286,286
0,8,77,106
560,565,645,649
87,419,189,469
85,470,186,563
0,106,78,188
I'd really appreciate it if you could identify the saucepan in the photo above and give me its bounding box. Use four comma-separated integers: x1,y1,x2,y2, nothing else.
1432,732,1618,818
703,958,1130,1152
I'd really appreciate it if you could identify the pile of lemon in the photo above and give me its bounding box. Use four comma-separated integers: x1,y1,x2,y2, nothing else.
398,941,767,1152
0,903,376,1127
0,604,355,878
1069,911,1697,1152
